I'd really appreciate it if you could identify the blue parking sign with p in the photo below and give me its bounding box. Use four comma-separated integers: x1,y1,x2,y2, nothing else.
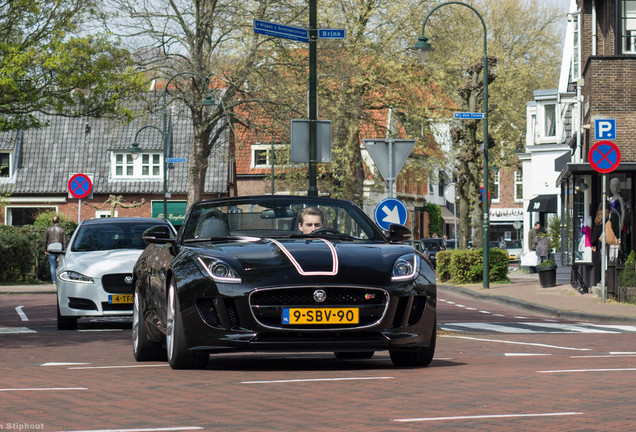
595,119,616,140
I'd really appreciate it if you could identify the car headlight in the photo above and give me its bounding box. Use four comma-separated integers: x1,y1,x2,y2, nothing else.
392,253,419,281
197,257,242,283
59,271,94,284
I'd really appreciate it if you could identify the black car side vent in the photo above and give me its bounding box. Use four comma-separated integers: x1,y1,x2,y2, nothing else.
196,298,221,328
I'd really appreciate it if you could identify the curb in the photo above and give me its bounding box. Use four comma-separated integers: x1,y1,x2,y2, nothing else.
439,283,636,324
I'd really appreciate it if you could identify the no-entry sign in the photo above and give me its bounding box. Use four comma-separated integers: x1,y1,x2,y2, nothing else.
68,173,93,199
588,140,621,174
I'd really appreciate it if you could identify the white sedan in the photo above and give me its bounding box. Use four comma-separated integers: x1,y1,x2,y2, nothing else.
55,217,175,330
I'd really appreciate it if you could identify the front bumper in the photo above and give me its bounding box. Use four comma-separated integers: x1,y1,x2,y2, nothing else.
57,275,134,318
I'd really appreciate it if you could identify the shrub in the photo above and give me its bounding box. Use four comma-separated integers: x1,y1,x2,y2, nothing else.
620,251,636,286
0,226,35,283
436,247,509,284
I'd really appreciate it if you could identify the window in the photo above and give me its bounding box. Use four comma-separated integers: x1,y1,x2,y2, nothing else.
622,1,636,53
491,170,500,202
571,12,581,79
514,170,523,202
111,152,162,178
0,152,11,178
6,206,55,225
543,104,556,138
251,144,280,169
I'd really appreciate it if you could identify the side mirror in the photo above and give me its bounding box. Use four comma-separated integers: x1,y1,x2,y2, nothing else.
387,224,411,242
142,225,176,245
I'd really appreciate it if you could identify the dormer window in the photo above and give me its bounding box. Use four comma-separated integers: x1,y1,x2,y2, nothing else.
0,152,11,178
111,152,162,179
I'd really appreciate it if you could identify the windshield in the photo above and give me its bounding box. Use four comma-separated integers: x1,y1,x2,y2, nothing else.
71,221,168,251
181,196,385,242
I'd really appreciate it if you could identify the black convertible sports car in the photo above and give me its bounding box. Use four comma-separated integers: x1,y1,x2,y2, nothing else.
132,195,437,369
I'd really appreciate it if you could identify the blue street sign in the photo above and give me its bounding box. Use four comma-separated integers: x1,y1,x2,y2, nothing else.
594,118,616,140
166,157,186,163
454,112,484,120
253,19,308,43
318,29,346,39
374,198,408,231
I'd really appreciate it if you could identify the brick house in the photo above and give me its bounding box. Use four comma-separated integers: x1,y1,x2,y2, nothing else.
0,103,232,226
550,0,636,291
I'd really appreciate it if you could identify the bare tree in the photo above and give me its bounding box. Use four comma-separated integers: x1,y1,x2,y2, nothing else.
101,0,303,207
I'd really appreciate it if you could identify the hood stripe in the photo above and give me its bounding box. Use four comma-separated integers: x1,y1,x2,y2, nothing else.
268,238,339,276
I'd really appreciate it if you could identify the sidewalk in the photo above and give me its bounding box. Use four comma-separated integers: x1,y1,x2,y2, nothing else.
440,268,636,323
0,283,57,294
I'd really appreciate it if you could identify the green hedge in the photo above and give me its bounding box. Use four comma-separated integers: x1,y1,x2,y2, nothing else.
0,219,76,283
437,248,509,284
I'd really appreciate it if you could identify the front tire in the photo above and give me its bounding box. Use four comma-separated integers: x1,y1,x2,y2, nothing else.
166,280,208,370
389,323,436,368
133,285,164,361
56,298,77,331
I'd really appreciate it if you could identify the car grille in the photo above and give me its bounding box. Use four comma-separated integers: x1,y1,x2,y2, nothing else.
102,273,134,294
249,286,388,330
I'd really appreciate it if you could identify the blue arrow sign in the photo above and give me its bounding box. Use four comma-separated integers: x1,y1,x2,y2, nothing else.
374,198,408,231
318,29,346,39
253,19,308,43
594,118,616,140
454,112,484,120
166,157,186,163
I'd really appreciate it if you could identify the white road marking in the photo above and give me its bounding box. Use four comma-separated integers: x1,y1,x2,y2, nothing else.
571,354,636,359
538,368,636,374
393,411,583,422
478,310,491,314
505,353,552,357
514,316,528,319
242,376,394,384
41,362,91,366
444,335,591,351
443,322,537,333
522,322,617,333
78,329,124,333
53,428,203,432
610,351,636,355
466,307,477,311
0,387,87,392
15,306,28,321
0,327,36,334
69,364,169,370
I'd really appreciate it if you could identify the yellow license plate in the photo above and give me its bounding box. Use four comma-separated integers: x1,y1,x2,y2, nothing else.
108,295,133,304
282,308,359,325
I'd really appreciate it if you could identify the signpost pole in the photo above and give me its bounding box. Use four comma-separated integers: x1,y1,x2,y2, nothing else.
78,199,81,223
601,174,607,303
388,139,394,198
307,0,318,196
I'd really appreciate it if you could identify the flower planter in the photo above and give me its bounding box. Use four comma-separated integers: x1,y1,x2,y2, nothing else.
537,264,557,288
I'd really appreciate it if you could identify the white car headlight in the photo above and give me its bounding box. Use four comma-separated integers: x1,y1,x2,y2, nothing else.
392,253,419,281
59,271,94,284
197,257,242,283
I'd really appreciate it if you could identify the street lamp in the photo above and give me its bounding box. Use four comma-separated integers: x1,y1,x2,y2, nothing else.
413,1,491,288
131,72,215,221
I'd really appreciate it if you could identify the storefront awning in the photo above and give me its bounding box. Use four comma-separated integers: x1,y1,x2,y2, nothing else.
440,206,456,224
527,194,557,213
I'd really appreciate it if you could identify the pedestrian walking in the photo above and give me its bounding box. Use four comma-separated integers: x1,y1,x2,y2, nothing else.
44,216,66,284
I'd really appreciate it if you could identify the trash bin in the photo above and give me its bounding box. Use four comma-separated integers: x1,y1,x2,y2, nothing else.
537,264,557,288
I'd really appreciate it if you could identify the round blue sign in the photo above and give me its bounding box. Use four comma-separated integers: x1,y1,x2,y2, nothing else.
374,198,408,230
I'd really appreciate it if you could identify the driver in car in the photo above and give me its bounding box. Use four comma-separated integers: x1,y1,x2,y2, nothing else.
298,207,324,234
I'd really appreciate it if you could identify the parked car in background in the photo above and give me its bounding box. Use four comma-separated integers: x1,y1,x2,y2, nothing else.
56,217,176,330
505,240,523,262
132,195,437,369
421,238,446,268
445,238,457,249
